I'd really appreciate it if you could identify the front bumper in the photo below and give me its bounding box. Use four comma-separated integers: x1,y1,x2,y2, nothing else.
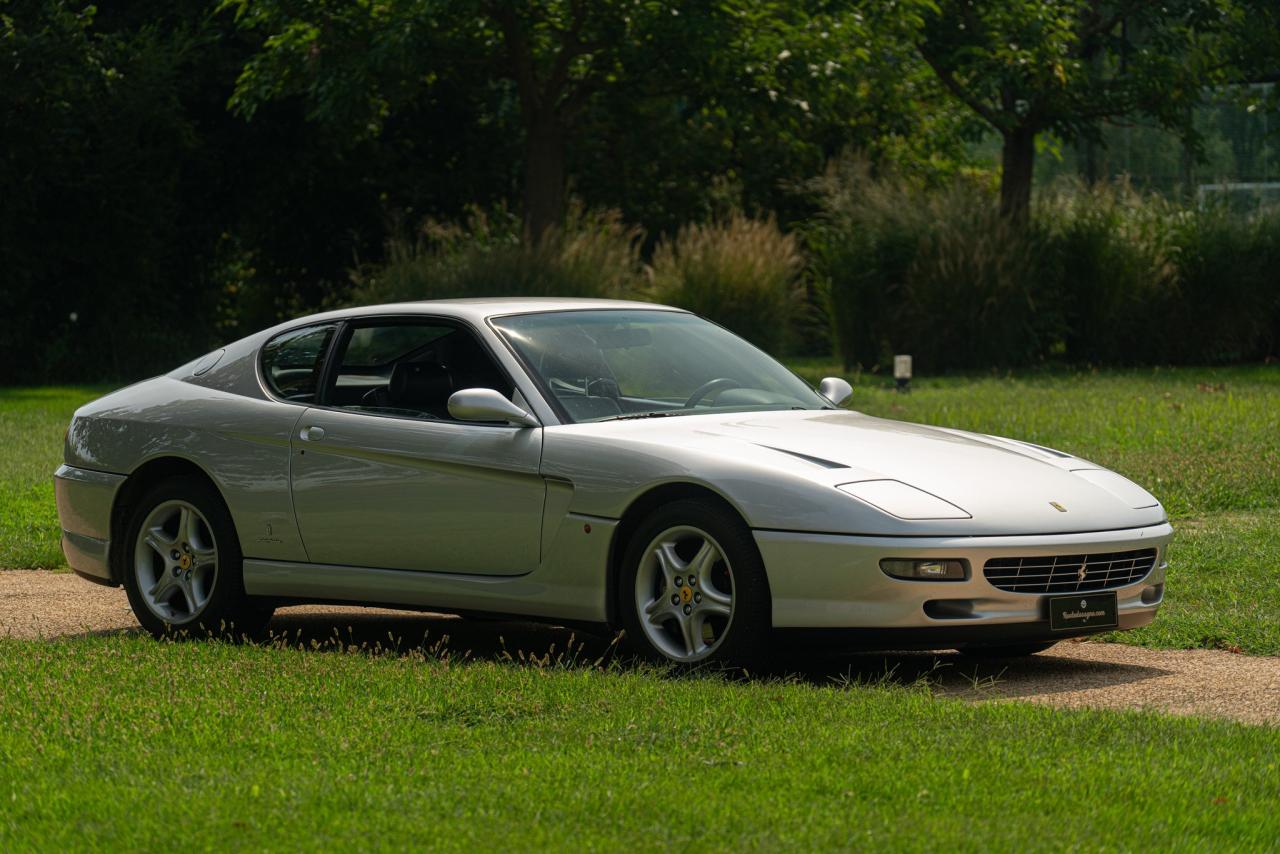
54,464,126,584
755,522,1172,640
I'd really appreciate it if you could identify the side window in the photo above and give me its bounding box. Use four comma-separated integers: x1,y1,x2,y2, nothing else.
328,322,514,421
343,325,448,366
261,323,338,402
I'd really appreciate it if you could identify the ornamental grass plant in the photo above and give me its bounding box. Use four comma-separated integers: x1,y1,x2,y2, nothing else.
350,204,645,305
644,213,804,354
808,161,1280,371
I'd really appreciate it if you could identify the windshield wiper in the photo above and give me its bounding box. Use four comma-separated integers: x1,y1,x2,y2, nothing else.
602,410,686,421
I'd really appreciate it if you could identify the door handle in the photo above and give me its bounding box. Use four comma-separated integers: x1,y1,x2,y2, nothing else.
299,425,326,442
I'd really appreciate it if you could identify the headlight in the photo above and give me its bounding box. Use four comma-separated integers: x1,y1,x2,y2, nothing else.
836,480,970,520
880,558,968,581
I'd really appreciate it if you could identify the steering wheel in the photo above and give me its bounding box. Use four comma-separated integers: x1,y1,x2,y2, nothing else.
586,377,621,399
683,377,741,409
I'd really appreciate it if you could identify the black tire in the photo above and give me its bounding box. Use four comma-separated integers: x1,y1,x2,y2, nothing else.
957,641,1058,658
618,498,771,668
122,475,273,640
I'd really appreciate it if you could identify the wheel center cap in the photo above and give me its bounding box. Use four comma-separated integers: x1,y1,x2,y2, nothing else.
680,586,693,604
179,554,192,570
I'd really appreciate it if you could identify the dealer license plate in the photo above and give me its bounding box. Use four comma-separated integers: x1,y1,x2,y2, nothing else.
1048,592,1118,632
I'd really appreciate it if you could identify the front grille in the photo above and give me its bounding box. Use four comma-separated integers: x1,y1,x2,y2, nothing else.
983,548,1158,594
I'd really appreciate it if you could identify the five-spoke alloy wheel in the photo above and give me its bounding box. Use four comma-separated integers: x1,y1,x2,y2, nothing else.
635,525,736,661
134,500,218,624
122,475,272,639
620,499,770,666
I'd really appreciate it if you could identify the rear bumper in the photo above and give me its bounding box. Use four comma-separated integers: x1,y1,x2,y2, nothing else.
755,522,1173,638
54,464,126,584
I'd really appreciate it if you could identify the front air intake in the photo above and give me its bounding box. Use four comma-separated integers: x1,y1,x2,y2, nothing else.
983,549,1158,594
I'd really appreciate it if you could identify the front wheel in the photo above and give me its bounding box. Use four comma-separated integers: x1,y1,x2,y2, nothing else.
620,499,770,667
122,475,272,639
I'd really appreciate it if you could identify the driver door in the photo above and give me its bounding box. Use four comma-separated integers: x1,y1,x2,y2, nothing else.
287,319,545,575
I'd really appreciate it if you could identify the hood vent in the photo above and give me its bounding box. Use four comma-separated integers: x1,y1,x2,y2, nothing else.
755,445,849,469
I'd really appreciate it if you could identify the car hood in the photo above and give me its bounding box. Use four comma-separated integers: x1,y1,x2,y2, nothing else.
561,409,1167,536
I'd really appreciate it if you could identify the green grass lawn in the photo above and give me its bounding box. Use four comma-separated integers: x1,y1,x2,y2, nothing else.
0,386,105,569
1107,511,1280,654
2,365,1278,653
1,635,1277,850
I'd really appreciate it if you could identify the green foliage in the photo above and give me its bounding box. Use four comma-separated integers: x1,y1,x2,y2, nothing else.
916,1,1246,140
1038,183,1177,365
1161,205,1280,363
644,215,803,354
807,162,1063,371
1044,185,1280,365
221,0,454,136
810,165,1280,370
0,1,398,383
910,0,1263,213
222,0,775,236
5,1,1280,383
0,2,211,381
221,0,969,238
348,205,644,304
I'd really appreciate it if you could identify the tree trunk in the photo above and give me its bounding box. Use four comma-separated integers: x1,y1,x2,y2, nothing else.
1000,125,1036,222
1082,137,1101,186
1081,41,1103,187
523,114,566,243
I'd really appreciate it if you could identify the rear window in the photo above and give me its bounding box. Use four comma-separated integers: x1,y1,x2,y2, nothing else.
261,323,338,402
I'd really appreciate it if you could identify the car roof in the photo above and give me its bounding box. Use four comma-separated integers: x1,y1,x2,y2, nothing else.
282,297,686,329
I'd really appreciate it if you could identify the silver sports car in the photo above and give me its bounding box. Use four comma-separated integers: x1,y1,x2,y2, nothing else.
55,298,1171,664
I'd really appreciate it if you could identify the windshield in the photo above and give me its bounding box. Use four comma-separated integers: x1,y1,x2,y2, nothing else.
491,310,830,423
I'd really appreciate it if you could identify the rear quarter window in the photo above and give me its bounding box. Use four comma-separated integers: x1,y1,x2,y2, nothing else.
261,323,338,402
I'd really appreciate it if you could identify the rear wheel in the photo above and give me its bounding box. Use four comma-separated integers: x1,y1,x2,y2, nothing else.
620,499,770,667
958,641,1057,658
123,476,272,639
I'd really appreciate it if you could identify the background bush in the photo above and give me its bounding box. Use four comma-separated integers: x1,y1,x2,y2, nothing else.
1160,207,1280,364
807,165,1280,371
6,3,1279,382
349,205,645,305
807,164,1064,371
344,175,1280,373
644,215,803,354
1039,184,1176,365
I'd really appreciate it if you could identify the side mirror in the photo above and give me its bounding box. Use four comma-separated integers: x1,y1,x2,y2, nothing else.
818,377,853,407
448,388,540,427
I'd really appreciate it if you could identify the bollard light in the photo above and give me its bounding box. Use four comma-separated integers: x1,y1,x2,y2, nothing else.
894,354,912,392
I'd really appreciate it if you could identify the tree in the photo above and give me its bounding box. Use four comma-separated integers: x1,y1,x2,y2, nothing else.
221,1,956,240
222,0,750,240
0,1,215,379
912,1,1252,219
566,1,963,233
0,0,405,381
